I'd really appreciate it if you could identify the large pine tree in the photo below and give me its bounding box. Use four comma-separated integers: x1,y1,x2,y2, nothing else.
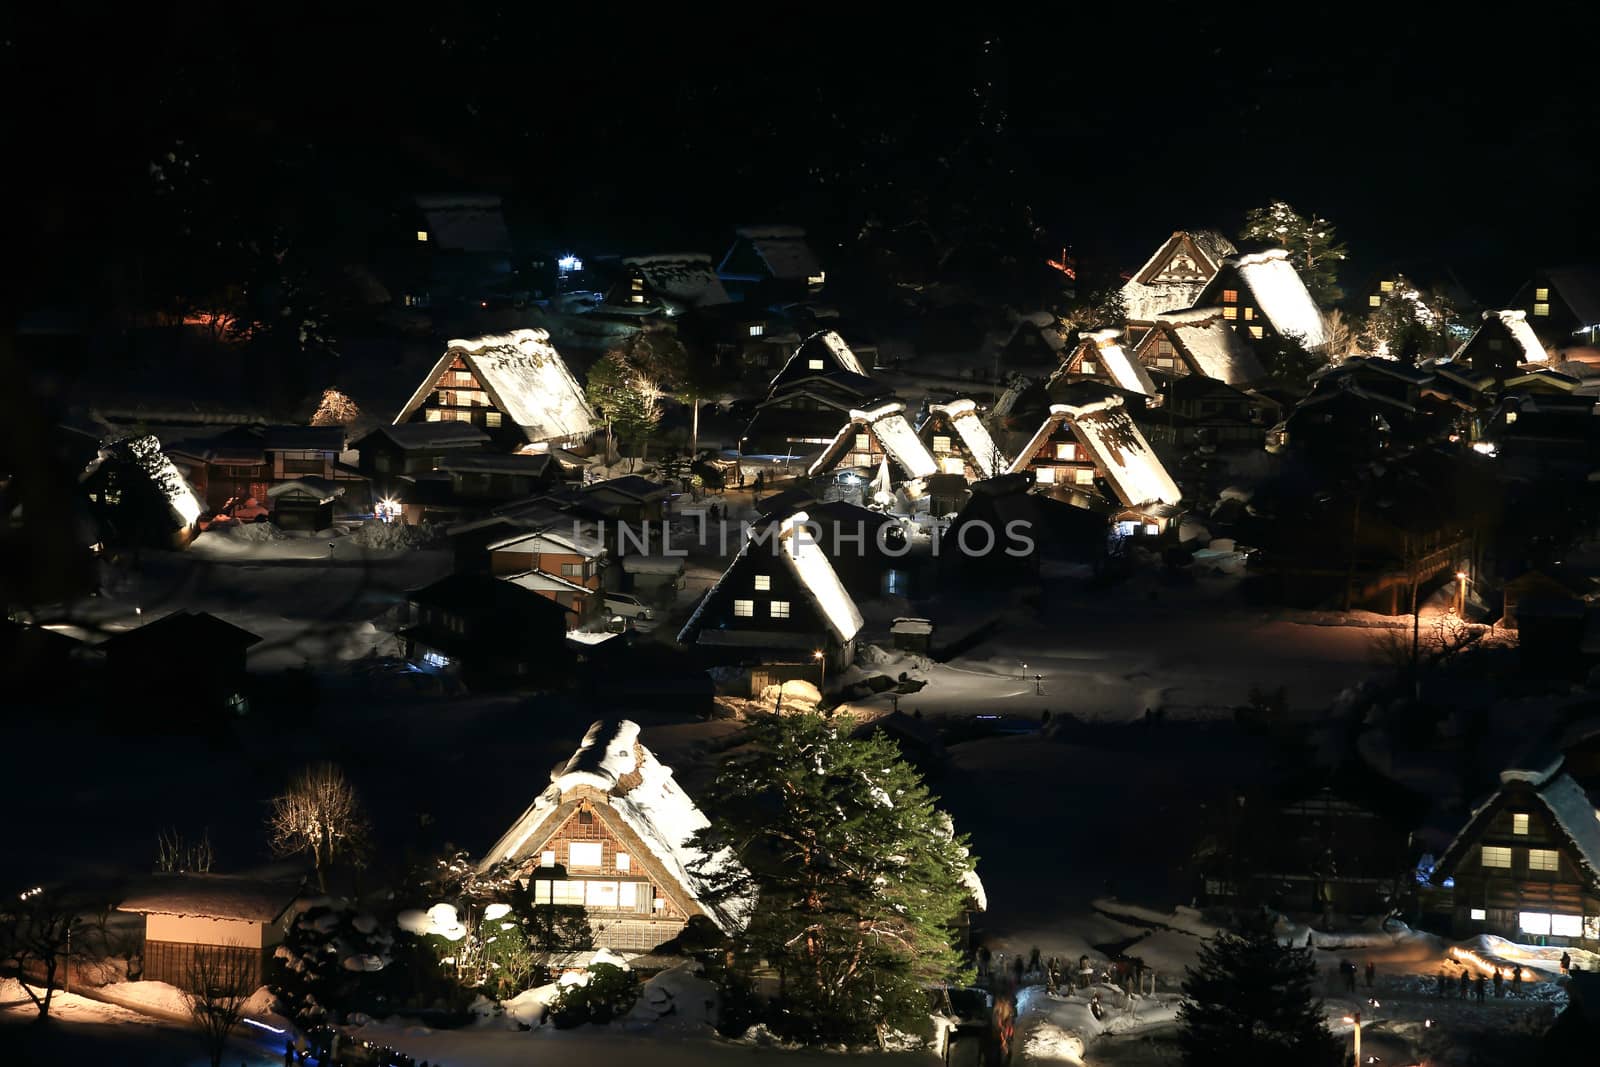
1240,200,1348,306
1177,922,1339,1067
691,714,978,1046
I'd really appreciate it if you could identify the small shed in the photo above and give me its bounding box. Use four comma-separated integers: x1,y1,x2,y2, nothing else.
118,873,302,991
267,477,344,531
890,617,934,654
621,553,687,597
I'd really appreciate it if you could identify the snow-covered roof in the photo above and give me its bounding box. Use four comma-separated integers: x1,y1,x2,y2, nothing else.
1009,312,1071,352
396,330,596,444
124,434,203,526
415,194,511,253
770,329,868,389
728,225,822,281
1007,398,1181,508
1541,266,1600,328
1151,308,1267,385
1437,764,1600,891
1071,329,1155,397
678,511,864,647
1121,230,1238,323
807,402,939,479
489,523,607,558
119,874,300,923
265,477,342,502
478,720,753,935
927,399,1009,478
358,422,490,451
1459,310,1548,365
1231,249,1328,348
622,253,732,308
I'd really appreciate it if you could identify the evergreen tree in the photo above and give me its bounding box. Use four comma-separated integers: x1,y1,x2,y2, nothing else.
1177,921,1338,1067
1240,200,1348,305
1357,276,1467,363
585,351,663,469
691,714,978,1046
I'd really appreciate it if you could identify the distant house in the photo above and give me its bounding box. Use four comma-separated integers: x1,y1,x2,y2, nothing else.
413,193,514,306
739,329,887,456
488,521,611,625
266,477,343,531
1194,249,1328,353
718,225,826,302
477,719,752,951
678,510,863,673
402,573,574,688
1454,310,1549,381
1140,375,1268,451
1001,312,1072,373
752,496,909,600
1007,390,1184,535
118,874,301,992
80,435,203,550
393,330,597,453
437,452,564,503
1131,308,1267,386
167,425,360,517
100,611,261,718
939,474,1043,588
806,401,940,482
581,476,671,524
607,254,732,314
1120,229,1239,336
1501,567,1594,631
350,422,491,496
920,399,1010,480
1053,329,1157,398
1511,267,1600,347
1432,760,1600,951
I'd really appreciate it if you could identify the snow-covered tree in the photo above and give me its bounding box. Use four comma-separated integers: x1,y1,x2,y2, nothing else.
1178,921,1338,1067
310,388,361,427
270,899,396,1024
691,714,978,1046
1240,200,1348,305
1356,277,1465,363
586,351,663,470
267,764,370,892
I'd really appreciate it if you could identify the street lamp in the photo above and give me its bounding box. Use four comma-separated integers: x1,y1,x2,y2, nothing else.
1455,570,1470,617
814,649,826,694
1342,1011,1362,1066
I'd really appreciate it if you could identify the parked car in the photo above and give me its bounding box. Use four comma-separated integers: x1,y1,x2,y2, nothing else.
198,496,270,529
603,593,654,621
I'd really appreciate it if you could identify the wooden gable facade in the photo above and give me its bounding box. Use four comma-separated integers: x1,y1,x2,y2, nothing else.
1007,409,1100,493
489,528,608,626
412,355,513,441
1053,329,1156,398
1433,765,1600,950
1120,230,1238,335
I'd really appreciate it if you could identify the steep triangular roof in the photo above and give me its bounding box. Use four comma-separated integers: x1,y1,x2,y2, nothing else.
1008,396,1181,508
678,511,864,646
1454,309,1548,365
721,225,822,281
1435,761,1600,891
1144,308,1268,385
621,253,732,309
1214,249,1329,348
395,330,596,444
926,399,1009,479
1540,266,1600,328
806,401,940,479
769,329,869,390
1121,229,1238,322
1055,329,1156,397
477,719,753,935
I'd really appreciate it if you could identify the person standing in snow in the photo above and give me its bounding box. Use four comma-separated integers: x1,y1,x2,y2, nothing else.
1512,968,1522,996
1561,950,1571,974
1459,967,1470,999
1493,969,1503,998
1475,974,1487,1003
1012,954,1025,986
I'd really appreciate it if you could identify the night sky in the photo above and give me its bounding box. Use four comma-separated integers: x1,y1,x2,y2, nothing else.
10,6,1600,312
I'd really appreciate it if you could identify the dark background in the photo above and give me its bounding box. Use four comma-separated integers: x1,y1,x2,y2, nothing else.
8,4,1600,315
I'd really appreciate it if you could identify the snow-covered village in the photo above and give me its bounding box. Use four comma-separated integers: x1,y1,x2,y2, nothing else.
7,12,1600,1067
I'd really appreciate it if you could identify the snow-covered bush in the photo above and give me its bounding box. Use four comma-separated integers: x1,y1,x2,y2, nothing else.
548,961,638,1028
269,900,397,1024
350,520,441,552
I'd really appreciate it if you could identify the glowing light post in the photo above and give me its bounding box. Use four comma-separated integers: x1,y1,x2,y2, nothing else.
1455,570,1470,617
814,648,826,694
1343,1010,1361,1066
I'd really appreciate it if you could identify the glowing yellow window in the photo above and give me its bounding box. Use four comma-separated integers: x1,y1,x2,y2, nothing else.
1034,466,1056,484
1527,849,1559,873
1249,326,1264,339
1074,467,1095,485
932,435,952,453
1222,307,1237,321
1222,289,1238,303
754,575,771,591
416,230,428,242
1369,295,1382,308
1535,287,1549,301
1380,280,1395,293
1081,360,1098,374
1512,813,1529,835
1055,443,1077,460
854,433,871,452
1534,303,1550,317
485,411,502,428
1243,307,1254,320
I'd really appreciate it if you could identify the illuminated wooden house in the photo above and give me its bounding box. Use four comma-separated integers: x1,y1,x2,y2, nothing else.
1193,249,1328,354
919,399,1010,480
1130,308,1267,387
739,330,887,456
394,330,597,453
677,510,863,673
805,401,940,483
80,435,203,551
1511,267,1600,347
1006,388,1184,536
1432,760,1600,951
487,521,611,626
351,422,491,496
167,425,360,516
1052,329,1156,399
1453,309,1550,381
605,253,732,315
1120,229,1238,338
118,874,302,992
717,225,826,303
477,719,752,951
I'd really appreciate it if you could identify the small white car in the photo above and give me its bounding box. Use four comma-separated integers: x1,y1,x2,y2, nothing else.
603,593,654,621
